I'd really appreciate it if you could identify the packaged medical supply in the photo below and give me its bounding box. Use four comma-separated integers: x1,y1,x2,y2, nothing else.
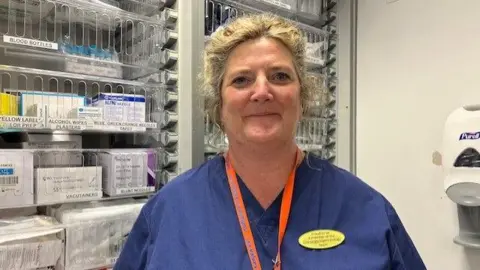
68,107,103,120
95,149,156,196
55,201,145,270
18,91,85,118
0,215,63,270
0,150,34,208
0,93,18,116
89,93,146,123
35,166,103,204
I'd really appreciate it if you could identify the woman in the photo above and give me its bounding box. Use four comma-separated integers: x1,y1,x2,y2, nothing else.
115,14,426,270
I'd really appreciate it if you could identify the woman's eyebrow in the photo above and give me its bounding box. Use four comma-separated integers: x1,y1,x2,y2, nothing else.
268,65,295,73
225,69,251,79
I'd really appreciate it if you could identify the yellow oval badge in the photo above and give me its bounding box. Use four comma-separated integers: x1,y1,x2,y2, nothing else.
298,229,345,250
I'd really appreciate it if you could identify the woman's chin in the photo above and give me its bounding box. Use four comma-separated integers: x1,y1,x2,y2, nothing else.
244,130,281,144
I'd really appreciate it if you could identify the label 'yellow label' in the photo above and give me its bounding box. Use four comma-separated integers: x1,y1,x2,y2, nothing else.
298,229,345,250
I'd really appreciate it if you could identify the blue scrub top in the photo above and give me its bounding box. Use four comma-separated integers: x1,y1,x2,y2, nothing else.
115,153,426,270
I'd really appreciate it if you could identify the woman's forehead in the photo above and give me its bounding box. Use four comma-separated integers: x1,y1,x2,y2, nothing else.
225,38,295,72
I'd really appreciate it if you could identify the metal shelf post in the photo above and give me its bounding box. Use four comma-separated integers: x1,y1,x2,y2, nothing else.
177,0,206,173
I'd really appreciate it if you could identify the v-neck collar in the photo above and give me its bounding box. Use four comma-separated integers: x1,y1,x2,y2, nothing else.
221,154,313,258
235,154,311,218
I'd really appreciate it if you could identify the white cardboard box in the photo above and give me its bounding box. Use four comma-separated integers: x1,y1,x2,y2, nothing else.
89,93,145,123
68,106,103,120
97,150,155,196
35,166,102,204
19,91,85,118
0,150,34,208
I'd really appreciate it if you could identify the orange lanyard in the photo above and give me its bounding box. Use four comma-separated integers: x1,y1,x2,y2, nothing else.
225,148,301,270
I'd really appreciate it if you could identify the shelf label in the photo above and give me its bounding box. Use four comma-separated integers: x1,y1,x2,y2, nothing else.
116,186,155,195
94,120,156,130
44,118,156,132
63,191,103,200
86,119,95,128
3,35,58,50
47,118,87,130
0,116,44,129
65,61,122,78
263,0,291,10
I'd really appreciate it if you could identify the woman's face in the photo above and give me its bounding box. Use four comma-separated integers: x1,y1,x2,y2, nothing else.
220,37,302,146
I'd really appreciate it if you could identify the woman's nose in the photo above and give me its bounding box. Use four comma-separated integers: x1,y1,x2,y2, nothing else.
250,78,273,103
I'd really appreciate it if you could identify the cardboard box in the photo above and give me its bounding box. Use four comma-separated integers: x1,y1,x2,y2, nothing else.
35,166,102,204
0,150,34,208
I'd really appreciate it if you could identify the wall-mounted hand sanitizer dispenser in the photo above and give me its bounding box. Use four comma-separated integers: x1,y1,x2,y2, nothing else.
443,105,480,206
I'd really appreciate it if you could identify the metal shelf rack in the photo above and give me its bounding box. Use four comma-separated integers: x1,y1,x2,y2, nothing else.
211,0,327,27
0,0,357,268
0,0,194,268
202,0,340,163
0,0,179,80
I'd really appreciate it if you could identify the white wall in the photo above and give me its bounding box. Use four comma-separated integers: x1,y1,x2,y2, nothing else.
356,0,480,269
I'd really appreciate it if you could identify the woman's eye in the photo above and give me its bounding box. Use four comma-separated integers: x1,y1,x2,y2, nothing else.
232,77,249,87
272,72,290,82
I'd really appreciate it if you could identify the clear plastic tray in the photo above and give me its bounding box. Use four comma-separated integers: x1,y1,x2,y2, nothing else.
204,112,228,153
0,65,176,133
0,0,171,79
116,0,165,16
204,115,330,153
205,0,329,68
296,117,329,151
213,0,324,26
0,148,158,210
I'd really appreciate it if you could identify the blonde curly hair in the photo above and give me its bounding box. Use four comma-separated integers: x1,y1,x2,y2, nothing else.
200,13,318,127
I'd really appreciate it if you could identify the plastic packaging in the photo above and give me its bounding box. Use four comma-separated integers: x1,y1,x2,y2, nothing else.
299,0,321,16
0,216,64,270
55,202,145,270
